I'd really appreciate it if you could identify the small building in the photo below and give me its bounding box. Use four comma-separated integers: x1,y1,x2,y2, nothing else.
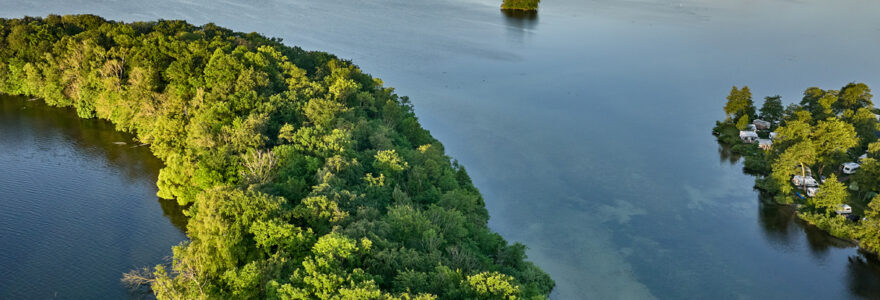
842,162,860,174
836,204,853,215
769,132,778,140
745,124,757,132
753,119,771,130
757,139,772,150
792,175,819,187
739,131,759,143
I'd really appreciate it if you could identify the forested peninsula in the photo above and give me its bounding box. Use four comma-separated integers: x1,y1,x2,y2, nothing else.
713,83,880,253
0,15,553,299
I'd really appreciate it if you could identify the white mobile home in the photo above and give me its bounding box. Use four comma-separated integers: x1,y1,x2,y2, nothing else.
836,204,853,215
842,162,860,174
806,186,819,197
792,175,819,187
753,119,771,130
740,131,759,143
757,139,772,150
746,124,757,132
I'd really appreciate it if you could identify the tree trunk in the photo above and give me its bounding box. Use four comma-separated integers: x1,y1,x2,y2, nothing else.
801,162,807,196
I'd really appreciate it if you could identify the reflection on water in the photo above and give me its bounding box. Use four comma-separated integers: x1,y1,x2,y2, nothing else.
757,196,799,247
740,150,880,298
501,10,538,43
501,9,538,29
716,143,742,165
848,252,880,298
159,193,189,232
0,95,186,299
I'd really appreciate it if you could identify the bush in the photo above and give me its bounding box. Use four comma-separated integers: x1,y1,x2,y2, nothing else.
798,211,859,240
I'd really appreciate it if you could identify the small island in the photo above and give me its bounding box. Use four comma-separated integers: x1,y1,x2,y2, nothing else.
501,0,540,12
713,83,880,253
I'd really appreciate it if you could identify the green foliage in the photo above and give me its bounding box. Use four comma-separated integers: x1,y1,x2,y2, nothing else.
811,118,857,174
724,85,756,122
742,150,771,175
712,121,741,145
811,174,847,215
759,95,784,124
859,195,880,252
771,140,815,195
735,114,750,130
0,15,552,299
798,212,859,240
374,149,408,174
500,0,540,11
466,272,520,300
853,158,880,196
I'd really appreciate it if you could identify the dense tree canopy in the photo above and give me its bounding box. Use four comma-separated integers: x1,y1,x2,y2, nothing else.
0,15,553,299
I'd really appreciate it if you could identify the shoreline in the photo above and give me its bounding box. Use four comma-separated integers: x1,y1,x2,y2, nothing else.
716,121,878,257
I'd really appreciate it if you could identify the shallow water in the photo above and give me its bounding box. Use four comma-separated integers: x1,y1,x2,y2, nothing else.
2,0,880,298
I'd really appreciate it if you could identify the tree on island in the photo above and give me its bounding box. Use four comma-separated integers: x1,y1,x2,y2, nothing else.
811,118,857,175
860,195,880,252
723,86,756,129
771,140,816,196
759,95,783,124
811,174,847,216
501,0,540,11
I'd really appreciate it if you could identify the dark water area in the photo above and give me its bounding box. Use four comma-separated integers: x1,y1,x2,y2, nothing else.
3,0,880,298
0,95,186,299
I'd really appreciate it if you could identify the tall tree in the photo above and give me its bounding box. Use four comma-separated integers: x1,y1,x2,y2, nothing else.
811,174,847,215
723,86,756,122
811,117,858,175
759,95,784,124
838,82,873,112
771,140,816,195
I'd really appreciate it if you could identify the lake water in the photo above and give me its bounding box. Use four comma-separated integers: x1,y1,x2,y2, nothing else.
2,0,880,298
0,96,187,299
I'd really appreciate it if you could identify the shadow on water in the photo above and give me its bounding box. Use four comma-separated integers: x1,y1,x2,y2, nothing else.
0,95,187,233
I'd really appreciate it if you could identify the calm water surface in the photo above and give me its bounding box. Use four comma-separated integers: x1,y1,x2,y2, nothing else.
2,0,880,298
0,96,187,299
